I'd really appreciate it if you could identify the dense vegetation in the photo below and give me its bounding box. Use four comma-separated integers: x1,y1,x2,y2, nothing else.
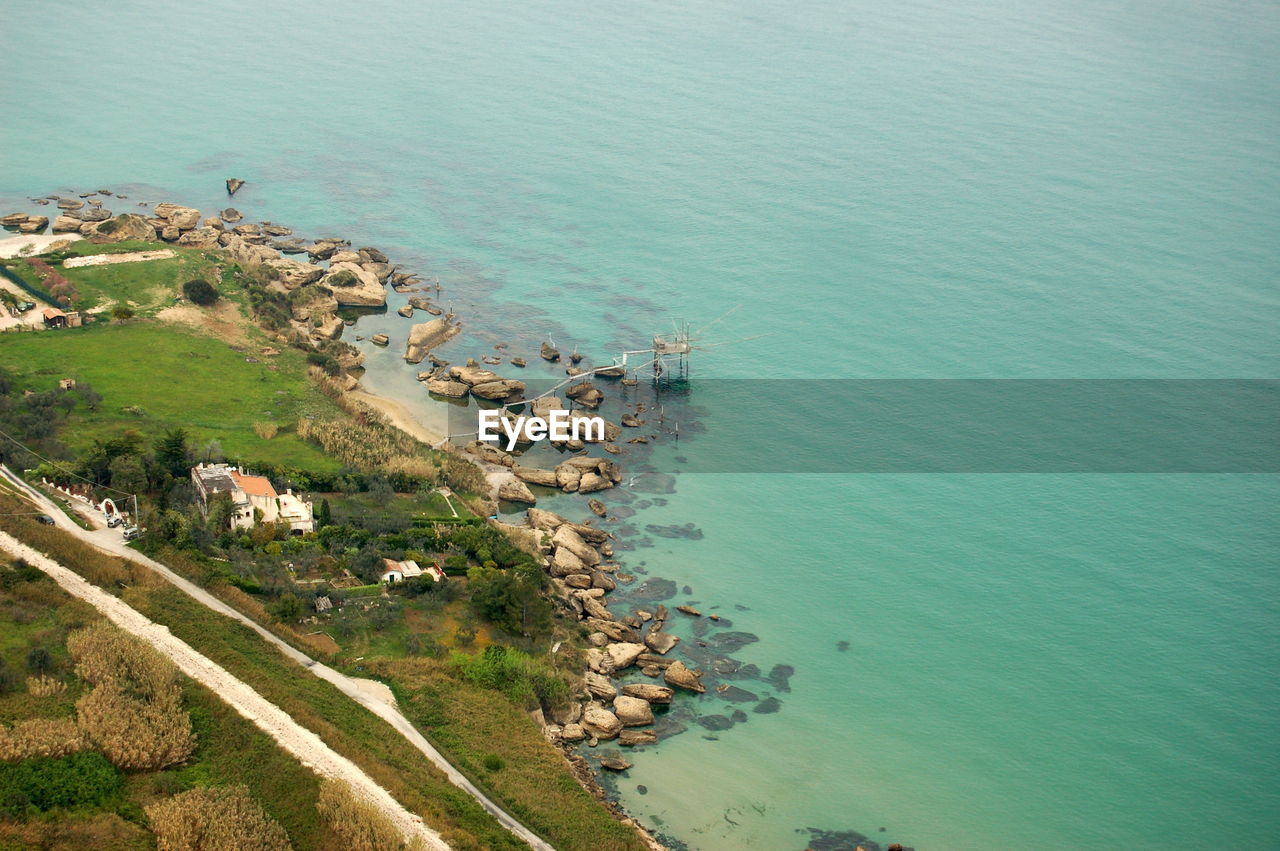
0,238,647,851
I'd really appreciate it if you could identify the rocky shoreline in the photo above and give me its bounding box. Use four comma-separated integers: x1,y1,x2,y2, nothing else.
5,185,909,851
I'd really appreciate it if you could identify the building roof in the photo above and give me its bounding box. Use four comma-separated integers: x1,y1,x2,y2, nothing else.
230,470,278,499
42,307,66,319
380,559,422,578
193,464,240,495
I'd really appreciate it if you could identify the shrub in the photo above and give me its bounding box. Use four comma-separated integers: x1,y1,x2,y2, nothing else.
110,304,134,321
25,675,66,698
481,754,504,772
76,683,194,771
25,647,51,675
182,279,219,306
0,751,120,817
252,421,279,440
67,623,195,771
316,779,406,851
145,784,291,851
0,718,87,761
327,270,359,288
96,217,120,235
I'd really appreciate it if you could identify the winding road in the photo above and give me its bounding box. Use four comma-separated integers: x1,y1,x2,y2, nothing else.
0,465,554,851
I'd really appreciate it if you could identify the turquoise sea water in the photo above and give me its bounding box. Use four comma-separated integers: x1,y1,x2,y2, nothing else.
3,1,1278,848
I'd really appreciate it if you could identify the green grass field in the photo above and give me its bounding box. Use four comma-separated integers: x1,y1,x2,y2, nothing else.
0,321,342,471
2,240,227,315
322,490,473,525
0,504,648,851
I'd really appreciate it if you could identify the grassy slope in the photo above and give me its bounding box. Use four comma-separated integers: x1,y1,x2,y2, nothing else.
0,503,524,851
0,552,341,850
58,241,225,314
0,321,342,471
321,490,475,525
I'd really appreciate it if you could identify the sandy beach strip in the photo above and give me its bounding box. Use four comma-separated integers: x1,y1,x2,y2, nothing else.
346,388,448,447
0,232,83,258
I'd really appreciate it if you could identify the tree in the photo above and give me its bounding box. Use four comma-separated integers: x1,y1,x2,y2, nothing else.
110,305,134,321
154,428,191,478
182,278,219,305
25,647,51,675
108,454,149,496
267,593,302,623
466,563,552,637
316,498,332,529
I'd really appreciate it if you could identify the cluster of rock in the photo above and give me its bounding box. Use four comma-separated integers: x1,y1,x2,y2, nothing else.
0,212,50,233
529,507,705,751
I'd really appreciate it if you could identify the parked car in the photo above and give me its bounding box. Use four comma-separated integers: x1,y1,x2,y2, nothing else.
35,514,55,526
122,526,140,541
106,515,123,528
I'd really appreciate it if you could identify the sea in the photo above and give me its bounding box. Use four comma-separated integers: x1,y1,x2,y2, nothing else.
2,0,1278,848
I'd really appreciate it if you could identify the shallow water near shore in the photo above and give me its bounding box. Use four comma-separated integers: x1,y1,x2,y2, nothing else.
4,0,1280,847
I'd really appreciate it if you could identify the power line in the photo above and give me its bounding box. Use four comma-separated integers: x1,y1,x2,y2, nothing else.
0,424,136,498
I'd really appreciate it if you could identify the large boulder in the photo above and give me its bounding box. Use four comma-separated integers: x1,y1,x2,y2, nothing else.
223,234,278,266
527,508,568,532
583,671,617,700
177,227,221,248
560,723,587,743
68,206,111,222
18,216,49,233
513,466,559,487
555,463,582,492
470,379,525,401
154,203,200,229
497,479,537,505
644,629,680,655
83,213,155,242
449,365,501,385
664,660,706,693
612,695,654,727
549,547,587,578
581,705,622,740
566,381,604,408
266,258,325,289
323,261,386,307
51,215,81,232
404,318,460,363
618,729,658,747
425,378,469,397
605,642,646,671
621,683,674,704
552,524,601,567
465,441,513,467
578,471,613,494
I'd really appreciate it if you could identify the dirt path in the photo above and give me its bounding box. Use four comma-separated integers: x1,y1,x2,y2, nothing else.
0,465,553,851
62,249,175,268
0,529,447,850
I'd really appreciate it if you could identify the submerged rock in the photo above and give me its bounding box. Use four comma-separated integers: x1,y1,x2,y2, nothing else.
766,664,795,693
696,714,734,731
664,660,705,693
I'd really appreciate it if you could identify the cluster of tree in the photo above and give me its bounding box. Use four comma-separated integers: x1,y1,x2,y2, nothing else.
0,368,100,470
